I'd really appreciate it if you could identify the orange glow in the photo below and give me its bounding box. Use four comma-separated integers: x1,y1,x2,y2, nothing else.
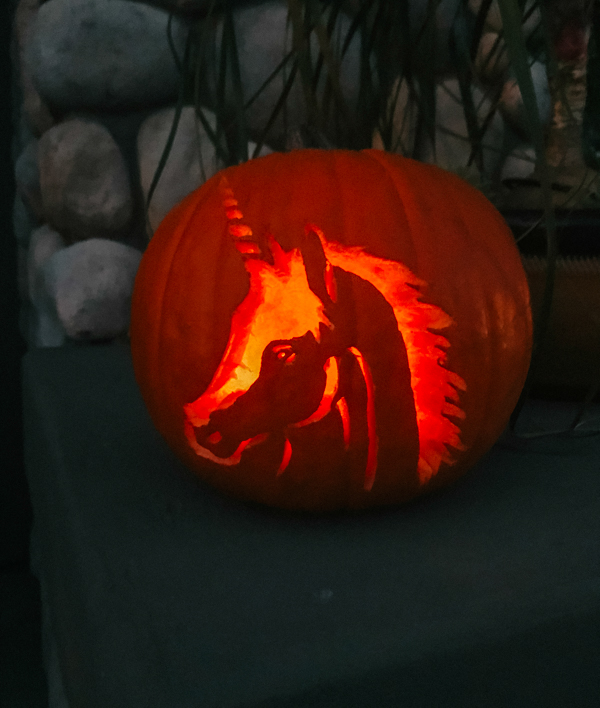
184,419,268,466
222,178,255,245
220,180,237,205
185,193,466,487
183,238,332,430
235,241,261,255
226,207,243,220
229,224,253,238
324,261,337,302
293,357,339,428
336,397,350,449
277,438,293,476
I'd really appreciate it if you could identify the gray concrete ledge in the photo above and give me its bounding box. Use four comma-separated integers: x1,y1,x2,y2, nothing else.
23,343,600,707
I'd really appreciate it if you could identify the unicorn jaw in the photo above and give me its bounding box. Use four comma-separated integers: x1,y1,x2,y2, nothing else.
183,353,341,469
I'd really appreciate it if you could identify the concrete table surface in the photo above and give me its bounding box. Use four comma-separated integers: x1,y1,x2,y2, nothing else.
22,343,600,708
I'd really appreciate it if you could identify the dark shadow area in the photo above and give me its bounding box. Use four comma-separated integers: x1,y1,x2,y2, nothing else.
257,607,600,708
1,0,30,572
0,571,47,708
1,2,47,706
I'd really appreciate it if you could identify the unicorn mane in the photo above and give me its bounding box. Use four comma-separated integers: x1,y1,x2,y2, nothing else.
311,227,467,483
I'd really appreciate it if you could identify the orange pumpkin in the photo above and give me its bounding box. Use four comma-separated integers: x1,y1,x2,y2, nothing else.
130,149,532,512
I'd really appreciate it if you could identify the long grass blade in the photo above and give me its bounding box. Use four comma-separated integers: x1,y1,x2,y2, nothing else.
312,9,353,126
498,0,558,428
449,4,483,172
222,2,248,162
251,60,300,157
167,12,184,75
287,0,320,128
145,20,193,237
243,48,296,111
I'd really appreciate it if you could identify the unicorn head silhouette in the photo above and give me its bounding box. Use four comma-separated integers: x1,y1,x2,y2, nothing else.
184,178,467,491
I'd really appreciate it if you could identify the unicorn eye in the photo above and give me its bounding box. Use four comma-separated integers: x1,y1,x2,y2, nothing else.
273,345,296,363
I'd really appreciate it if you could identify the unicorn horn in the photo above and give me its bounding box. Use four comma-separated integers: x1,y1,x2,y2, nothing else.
219,177,261,258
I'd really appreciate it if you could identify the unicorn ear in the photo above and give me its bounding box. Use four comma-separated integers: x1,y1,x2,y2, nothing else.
301,228,337,307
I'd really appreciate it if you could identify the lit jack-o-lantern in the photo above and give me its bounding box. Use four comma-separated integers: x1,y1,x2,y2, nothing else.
130,149,532,511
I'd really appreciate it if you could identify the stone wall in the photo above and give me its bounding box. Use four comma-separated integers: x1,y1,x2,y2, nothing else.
11,0,551,348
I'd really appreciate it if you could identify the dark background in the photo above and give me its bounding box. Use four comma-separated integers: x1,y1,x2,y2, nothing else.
0,6,48,706
1,0,29,571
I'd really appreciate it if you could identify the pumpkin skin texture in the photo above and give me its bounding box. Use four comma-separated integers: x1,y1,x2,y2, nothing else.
130,149,532,512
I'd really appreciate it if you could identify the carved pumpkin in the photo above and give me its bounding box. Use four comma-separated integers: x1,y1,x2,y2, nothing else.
130,149,532,512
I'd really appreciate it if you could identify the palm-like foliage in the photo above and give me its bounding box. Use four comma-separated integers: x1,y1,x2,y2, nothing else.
147,0,599,433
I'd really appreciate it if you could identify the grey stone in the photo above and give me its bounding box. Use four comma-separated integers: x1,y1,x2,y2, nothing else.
499,61,551,139
13,0,55,136
138,106,222,236
25,0,188,112
64,108,158,250
27,224,67,347
377,76,506,182
38,118,133,240
130,0,219,12
138,105,271,235
15,138,44,220
474,32,510,84
43,238,142,341
204,1,362,147
132,0,285,16
500,144,537,182
468,0,540,36
419,78,505,180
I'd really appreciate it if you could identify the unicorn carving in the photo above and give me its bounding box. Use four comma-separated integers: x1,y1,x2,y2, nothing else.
184,178,467,490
